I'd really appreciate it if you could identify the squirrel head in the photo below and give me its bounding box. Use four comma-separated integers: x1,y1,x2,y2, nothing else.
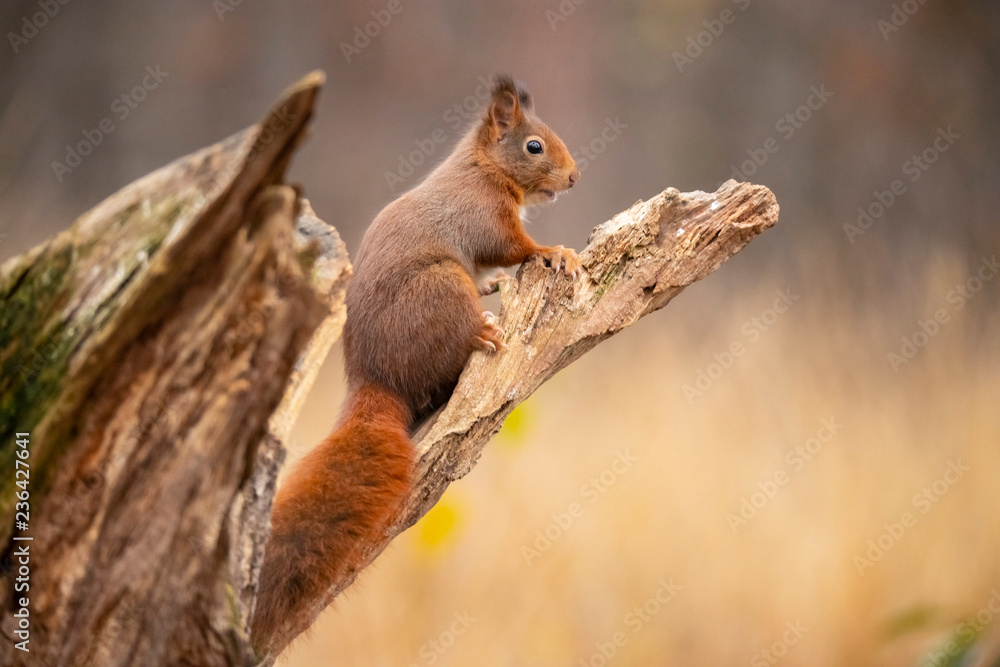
479,75,580,206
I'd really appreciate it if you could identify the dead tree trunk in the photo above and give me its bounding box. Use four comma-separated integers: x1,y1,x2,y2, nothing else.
0,72,777,665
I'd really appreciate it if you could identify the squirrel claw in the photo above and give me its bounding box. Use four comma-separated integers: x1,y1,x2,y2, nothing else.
474,333,507,353
540,245,581,277
480,272,514,296
475,338,497,352
475,311,507,353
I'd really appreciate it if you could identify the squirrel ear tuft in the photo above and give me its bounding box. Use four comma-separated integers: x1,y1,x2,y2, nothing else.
515,81,534,114
487,74,525,141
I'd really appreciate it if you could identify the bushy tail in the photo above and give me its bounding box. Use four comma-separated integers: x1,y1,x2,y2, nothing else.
251,383,413,656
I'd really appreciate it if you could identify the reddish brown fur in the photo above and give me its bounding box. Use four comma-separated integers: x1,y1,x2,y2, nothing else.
251,385,412,655
251,74,580,656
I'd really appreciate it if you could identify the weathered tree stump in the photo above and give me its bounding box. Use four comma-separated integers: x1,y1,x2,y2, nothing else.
0,72,777,665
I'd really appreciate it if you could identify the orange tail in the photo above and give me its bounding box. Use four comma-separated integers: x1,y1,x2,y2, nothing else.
251,383,414,656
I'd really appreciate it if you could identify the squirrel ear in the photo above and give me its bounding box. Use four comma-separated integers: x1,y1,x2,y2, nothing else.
488,91,521,142
487,76,524,142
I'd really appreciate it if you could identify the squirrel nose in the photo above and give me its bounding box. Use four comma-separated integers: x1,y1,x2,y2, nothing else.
568,170,580,187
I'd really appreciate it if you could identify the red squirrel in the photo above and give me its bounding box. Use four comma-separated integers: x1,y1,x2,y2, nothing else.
251,75,581,656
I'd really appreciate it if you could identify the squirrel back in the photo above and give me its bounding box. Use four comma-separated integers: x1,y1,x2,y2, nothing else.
251,74,580,657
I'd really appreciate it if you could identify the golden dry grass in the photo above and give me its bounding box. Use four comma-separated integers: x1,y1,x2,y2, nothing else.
279,248,1000,667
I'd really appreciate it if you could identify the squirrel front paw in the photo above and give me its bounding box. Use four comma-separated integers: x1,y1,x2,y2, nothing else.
479,271,515,296
538,245,581,278
474,311,507,353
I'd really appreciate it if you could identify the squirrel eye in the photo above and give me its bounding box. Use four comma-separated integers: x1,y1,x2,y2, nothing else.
526,139,543,155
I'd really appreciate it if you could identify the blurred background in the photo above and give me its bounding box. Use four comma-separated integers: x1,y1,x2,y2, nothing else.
2,1,999,665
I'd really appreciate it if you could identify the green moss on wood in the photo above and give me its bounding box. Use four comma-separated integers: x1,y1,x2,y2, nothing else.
592,269,618,301
0,191,200,517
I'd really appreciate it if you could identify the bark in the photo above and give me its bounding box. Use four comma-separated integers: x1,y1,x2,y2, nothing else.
0,71,349,666
0,71,777,665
